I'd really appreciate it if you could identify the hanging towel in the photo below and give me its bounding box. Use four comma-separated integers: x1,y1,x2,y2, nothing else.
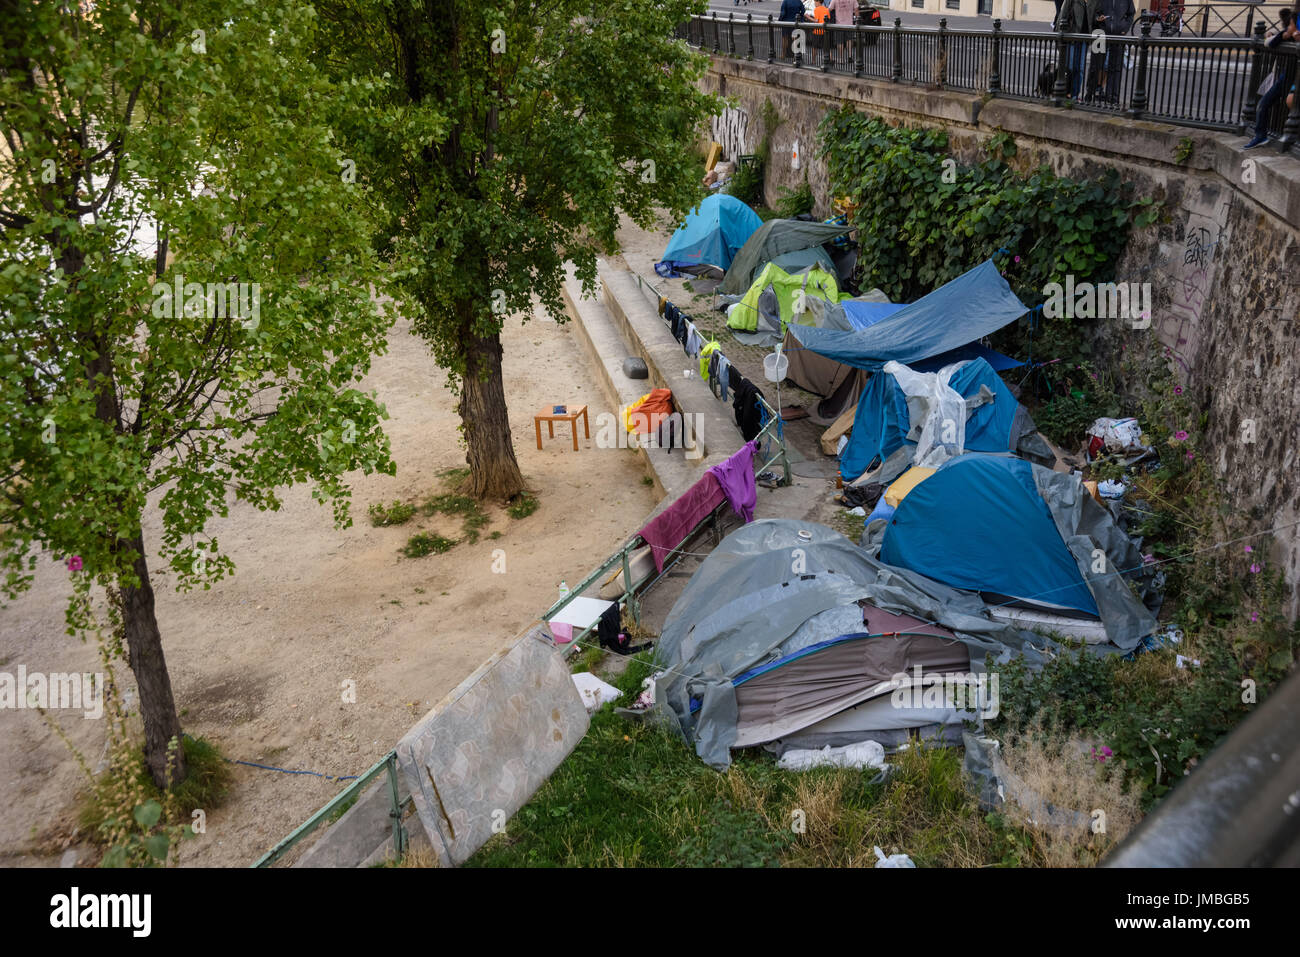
684,323,703,358
638,472,726,572
715,354,731,401
731,377,766,442
707,440,759,523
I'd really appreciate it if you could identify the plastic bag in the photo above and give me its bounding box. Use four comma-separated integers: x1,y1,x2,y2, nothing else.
873,846,916,868
882,360,969,470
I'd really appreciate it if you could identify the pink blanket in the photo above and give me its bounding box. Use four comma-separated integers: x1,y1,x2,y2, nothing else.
639,472,726,572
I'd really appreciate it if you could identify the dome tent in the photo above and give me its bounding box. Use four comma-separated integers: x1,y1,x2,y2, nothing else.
878,453,1159,650
654,194,763,279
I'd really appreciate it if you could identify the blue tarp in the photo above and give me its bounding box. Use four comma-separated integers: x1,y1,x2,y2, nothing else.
655,194,763,278
840,357,1030,482
788,260,1028,371
881,455,1100,616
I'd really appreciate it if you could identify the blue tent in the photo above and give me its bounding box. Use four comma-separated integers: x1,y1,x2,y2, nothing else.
840,357,1035,482
655,195,763,278
881,455,1100,616
788,260,1027,371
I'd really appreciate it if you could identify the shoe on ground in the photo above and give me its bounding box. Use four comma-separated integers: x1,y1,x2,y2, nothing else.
1243,135,1268,149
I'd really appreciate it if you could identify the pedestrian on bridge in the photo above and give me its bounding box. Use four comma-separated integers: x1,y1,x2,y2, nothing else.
779,0,806,58
1244,10,1297,149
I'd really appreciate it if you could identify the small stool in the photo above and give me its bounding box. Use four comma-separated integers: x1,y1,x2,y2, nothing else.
534,404,590,451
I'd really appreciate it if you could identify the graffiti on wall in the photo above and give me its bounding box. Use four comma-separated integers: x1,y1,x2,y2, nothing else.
1156,190,1237,374
711,107,750,162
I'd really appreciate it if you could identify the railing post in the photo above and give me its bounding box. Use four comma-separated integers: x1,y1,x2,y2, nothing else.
712,13,720,54
1242,21,1267,127
822,19,830,72
794,20,804,68
767,15,775,64
855,21,864,78
892,17,903,82
386,753,407,860
728,13,736,56
1280,52,1300,152
747,13,755,61
989,18,1002,94
1130,20,1151,117
1052,20,1068,102
937,17,948,88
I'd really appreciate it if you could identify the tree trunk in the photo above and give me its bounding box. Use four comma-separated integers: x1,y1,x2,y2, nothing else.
458,330,528,500
117,533,188,788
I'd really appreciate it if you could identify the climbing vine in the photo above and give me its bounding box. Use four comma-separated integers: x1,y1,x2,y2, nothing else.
818,108,1158,395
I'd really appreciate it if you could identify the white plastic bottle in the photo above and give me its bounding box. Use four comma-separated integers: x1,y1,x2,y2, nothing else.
558,581,570,602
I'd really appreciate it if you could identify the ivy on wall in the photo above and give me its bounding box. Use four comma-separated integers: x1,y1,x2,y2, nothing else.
818,107,1159,394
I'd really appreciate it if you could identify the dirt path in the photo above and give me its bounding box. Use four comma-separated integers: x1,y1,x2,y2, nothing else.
0,304,657,867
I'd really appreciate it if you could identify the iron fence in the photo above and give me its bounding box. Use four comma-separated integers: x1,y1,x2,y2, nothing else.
679,13,1300,148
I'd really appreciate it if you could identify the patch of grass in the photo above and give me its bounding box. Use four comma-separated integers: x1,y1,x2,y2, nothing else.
641,475,654,487
78,734,232,838
571,645,606,675
438,466,471,485
489,530,502,540
402,533,457,558
507,494,539,519
465,692,1010,868
368,500,416,527
423,492,491,543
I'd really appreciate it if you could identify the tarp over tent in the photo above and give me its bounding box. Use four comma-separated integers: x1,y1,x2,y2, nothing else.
655,194,763,278
877,453,1159,650
653,519,1057,769
787,260,1027,372
841,357,1050,485
719,218,855,296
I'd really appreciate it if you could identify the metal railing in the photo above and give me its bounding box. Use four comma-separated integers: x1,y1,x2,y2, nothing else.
680,13,1300,147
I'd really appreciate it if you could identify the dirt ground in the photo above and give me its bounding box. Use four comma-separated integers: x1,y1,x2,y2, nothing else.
0,303,657,867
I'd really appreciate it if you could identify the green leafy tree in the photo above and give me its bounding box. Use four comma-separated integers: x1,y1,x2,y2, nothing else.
1,1,392,785
315,0,719,498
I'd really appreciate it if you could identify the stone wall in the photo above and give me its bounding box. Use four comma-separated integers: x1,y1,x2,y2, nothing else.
703,57,1300,608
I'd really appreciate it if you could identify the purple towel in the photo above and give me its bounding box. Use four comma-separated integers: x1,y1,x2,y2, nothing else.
639,472,726,572
707,440,759,524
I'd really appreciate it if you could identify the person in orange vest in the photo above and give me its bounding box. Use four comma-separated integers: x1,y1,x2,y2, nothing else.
812,1,830,38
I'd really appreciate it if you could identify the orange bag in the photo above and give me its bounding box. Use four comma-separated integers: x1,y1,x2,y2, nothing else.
625,388,675,434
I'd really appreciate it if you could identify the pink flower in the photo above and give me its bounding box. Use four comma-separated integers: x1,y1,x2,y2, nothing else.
1014,255,1021,263
1244,545,1253,554
1251,612,1259,623
1186,451,1195,461
66,555,82,572
1250,563,1261,574
1174,430,1188,441
1092,745,1113,763
1174,386,1182,395
1142,553,1155,565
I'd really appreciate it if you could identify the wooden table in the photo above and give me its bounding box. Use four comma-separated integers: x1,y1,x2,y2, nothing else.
534,404,589,451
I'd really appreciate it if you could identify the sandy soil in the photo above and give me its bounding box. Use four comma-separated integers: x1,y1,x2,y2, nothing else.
0,304,657,867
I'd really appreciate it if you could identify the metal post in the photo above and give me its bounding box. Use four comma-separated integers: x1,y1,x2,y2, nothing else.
767,15,775,64
728,13,736,56
747,13,755,61
892,17,903,82
386,752,407,859
937,17,948,88
822,18,830,72
1242,21,1267,127
989,18,1002,94
1280,60,1300,151
1130,20,1152,116
854,21,864,78
794,19,804,68
713,13,720,54
1052,20,1069,101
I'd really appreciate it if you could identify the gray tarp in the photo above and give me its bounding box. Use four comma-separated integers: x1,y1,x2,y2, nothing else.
654,519,1057,769
719,219,855,296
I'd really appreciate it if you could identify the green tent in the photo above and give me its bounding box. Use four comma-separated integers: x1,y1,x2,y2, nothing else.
727,262,850,345
719,218,855,296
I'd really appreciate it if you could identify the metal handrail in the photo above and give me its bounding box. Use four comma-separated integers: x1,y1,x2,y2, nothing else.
680,12,1300,144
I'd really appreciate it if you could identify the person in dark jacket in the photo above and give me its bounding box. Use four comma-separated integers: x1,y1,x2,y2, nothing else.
779,0,806,59
1245,11,1297,149
1057,0,1093,98
1090,0,1135,104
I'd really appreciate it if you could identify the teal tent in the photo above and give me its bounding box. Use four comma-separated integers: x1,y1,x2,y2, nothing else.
655,194,763,278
